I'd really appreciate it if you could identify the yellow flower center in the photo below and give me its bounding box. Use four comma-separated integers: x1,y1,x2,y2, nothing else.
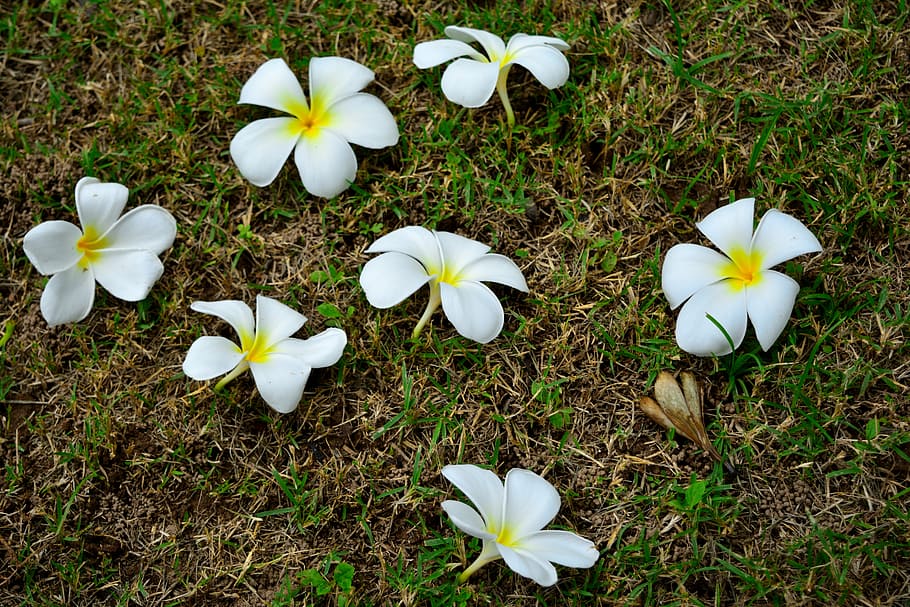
438,264,461,286
284,92,331,139
76,226,107,268
495,523,517,547
243,331,273,364
482,42,515,67
719,246,763,291
425,259,462,287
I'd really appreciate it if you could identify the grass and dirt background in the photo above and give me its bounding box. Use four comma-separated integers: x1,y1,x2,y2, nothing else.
1,0,908,605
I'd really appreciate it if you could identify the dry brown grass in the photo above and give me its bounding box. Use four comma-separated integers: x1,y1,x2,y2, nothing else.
1,1,908,605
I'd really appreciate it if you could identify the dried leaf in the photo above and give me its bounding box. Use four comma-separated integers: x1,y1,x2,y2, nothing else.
653,371,703,446
641,370,723,463
679,371,702,420
639,396,675,432
682,374,723,461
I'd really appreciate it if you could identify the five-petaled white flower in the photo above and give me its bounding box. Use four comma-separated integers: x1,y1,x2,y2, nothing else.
441,464,599,586
22,177,177,326
182,295,347,413
413,26,570,126
358,226,528,343
230,57,399,198
662,197,823,356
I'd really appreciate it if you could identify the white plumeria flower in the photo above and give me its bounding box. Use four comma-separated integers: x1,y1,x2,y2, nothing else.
441,464,599,586
183,295,347,413
22,177,176,326
358,226,528,343
662,197,822,356
230,57,399,198
413,26,569,126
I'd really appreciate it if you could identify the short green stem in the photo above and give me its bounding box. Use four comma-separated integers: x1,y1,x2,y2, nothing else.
412,282,441,339
214,360,249,392
457,542,501,583
495,66,515,127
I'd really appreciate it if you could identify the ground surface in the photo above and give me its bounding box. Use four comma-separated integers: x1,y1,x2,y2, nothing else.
1,1,908,605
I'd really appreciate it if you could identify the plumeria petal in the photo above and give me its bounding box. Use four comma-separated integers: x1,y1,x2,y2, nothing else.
517,530,599,568
696,197,755,259
475,539,502,566
362,228,526,342
272,328,347,368
24,176,175,326
415,27,568,124
502,469,560,539
751,209,823,270
185,296,346,412
442,464,505,533
75,177,129,235
230,117,301,187
359,252,433,308
309,56,374,108
663,198,820,356
182,336,243,380
238,58,307,115
254,295,308,348
457,254,528,292
293,129,358,198
439,281,504,343
444,26,507,61
190,300,256,346
40,265,95,326
661,243,729,309
497,544,558,587
22,221,81,274
91,249,164,301
504,44,570,89
507,33,570,53
441,500,495,540
249,354,311,413
102,205,177,254
746,270,800,351
442,465,597,586
326,93,399,149
364,226,441,266
441,59,501,108
413,39,485,68
675,280,748,356
435,231,492,276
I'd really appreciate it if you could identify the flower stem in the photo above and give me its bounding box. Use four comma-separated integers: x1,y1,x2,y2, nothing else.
495,66,515,128
457,543,501,583
214,360,249,392
412,282,441,339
